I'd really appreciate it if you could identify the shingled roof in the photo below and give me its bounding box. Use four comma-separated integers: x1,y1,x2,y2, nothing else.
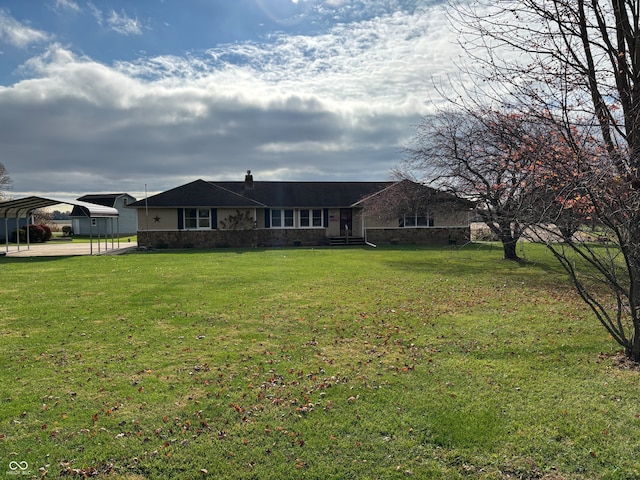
129,179,395,209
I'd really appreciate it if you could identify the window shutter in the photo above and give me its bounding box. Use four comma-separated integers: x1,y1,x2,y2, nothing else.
178,209,184,229
323,209,329,228
211,209,218,229
264,208,270,228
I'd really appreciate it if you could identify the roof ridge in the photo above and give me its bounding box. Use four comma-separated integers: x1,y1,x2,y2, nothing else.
211,180,394,184
206,181,267,207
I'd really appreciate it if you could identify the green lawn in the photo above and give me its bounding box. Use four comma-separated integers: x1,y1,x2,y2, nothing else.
1,244,638,479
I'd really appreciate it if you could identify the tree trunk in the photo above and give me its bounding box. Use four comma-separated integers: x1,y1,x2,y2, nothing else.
626,328,640,362
501,237,520,261
498,223,520,261
626,223,640,362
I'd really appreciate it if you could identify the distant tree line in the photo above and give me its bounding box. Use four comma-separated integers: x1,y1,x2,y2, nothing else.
51,210,71,220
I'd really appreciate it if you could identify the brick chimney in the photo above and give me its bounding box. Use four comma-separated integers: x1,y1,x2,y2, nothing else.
244,170,254,189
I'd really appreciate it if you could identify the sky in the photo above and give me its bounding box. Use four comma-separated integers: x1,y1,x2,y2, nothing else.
0,0,466,203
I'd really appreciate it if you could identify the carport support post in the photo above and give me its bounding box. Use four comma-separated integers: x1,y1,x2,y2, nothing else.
15,217,20,251
4,217,8,252
111,217,120,250
26,211,33,250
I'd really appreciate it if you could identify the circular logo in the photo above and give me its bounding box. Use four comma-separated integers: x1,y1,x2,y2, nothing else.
9,461,28,471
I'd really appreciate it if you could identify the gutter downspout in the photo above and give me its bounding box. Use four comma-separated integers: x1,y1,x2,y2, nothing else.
361,207,376,248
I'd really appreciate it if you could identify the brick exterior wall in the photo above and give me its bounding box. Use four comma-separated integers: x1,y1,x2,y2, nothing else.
137,226,471,249
365,227,470,246
137,229,328,249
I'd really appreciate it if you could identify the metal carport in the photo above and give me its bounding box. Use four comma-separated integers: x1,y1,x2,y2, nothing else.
0,196,120,255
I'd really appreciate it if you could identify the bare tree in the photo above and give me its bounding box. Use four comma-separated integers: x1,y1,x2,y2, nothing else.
361,179,467,226
448,0,640,360
32,209,54,226
0,162,11,200
402,109,569,261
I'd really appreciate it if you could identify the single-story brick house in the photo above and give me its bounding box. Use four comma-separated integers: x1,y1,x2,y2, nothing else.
70,194,138,236
128,172,474,249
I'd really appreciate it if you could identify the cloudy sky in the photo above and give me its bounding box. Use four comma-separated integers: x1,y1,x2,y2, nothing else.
0,0,465,202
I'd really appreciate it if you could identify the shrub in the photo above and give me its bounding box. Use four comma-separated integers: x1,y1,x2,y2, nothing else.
39,224,53,242
12,224,53,243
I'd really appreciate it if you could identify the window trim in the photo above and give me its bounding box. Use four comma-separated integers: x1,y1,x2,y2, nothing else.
270,209,295,228
299,209,324,228
400,212,434,228
184,208,212,230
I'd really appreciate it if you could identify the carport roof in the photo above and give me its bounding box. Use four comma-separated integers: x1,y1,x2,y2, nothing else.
0,196,119,218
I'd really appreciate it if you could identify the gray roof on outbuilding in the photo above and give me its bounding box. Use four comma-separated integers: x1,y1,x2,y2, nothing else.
0,196,119,218
69,194,134,217
76,193,127,207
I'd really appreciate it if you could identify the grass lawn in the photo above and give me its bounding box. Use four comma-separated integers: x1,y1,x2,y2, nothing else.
0,244,639,479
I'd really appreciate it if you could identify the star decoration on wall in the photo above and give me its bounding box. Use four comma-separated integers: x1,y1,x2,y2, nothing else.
154,215,161,222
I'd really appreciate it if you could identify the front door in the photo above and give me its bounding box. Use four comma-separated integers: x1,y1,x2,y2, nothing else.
340,208,353,236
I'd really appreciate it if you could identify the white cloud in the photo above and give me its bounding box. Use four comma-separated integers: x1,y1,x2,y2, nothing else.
0,3,466,198
52,0,81,13
116,5,458,115
87,2,102,24
0,10,52,48
106,9,143,36
88,3,143,36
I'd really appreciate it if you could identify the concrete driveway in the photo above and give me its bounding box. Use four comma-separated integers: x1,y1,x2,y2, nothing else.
2,240,138,257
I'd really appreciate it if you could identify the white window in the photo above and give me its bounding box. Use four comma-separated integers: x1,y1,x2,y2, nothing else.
299,209,323,228
185,208,211,229
400,213,433,228
271,209,294,228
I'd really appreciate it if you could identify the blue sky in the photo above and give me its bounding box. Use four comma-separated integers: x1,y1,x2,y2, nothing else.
0,0,464,202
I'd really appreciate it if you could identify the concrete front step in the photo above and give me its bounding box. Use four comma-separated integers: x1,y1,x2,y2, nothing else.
328,236,366,246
